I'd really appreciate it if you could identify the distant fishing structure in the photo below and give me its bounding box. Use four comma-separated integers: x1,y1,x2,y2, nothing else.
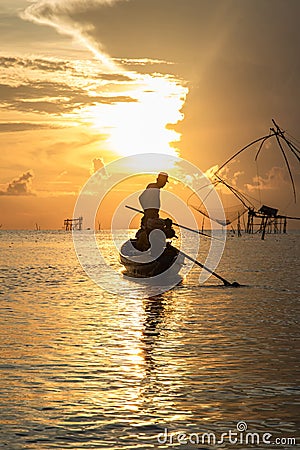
64,216,83,231
189,120,300,239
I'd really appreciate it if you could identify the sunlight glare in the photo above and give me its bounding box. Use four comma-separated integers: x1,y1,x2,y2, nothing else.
85,73,188,157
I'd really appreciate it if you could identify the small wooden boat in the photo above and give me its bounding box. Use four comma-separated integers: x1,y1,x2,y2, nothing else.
119,239,184,279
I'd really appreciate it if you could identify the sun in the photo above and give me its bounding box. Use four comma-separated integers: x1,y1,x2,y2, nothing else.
84,73,188,157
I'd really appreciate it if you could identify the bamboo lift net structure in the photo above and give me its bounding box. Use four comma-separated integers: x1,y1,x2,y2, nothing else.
188,120,300,236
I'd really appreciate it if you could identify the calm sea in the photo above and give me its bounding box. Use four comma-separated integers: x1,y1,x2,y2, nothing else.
0,230,299,449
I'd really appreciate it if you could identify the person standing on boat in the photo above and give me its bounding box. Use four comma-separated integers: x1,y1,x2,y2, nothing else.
135,172,174,251
138,172,169,226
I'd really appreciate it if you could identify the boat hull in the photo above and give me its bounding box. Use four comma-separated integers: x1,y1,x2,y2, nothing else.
119,240,184,279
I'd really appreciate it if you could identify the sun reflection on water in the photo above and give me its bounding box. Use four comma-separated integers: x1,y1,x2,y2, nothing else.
1,231,299,448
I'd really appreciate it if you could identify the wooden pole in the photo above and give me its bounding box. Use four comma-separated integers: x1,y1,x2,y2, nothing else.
237,213,242,237
179,250,240,287
283,217,287,233
125,205,222,241
261,216,268,240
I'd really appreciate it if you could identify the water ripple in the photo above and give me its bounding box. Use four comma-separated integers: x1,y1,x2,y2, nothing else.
0,231,299,448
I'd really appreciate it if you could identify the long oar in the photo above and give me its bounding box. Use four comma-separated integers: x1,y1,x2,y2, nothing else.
125,205,221,241
179,250,240,287
125,205,239,286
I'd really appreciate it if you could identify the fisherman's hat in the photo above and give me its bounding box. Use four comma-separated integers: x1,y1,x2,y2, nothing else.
157,172,169,182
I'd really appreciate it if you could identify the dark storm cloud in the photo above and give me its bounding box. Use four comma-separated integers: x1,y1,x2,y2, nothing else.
0,171,35,196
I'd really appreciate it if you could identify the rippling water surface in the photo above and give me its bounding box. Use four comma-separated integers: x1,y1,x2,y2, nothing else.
0,230,299,449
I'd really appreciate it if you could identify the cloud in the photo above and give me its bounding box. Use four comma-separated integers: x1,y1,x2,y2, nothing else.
0,122,53,133
91,157,110,181
245,166,289,192
204,164,219,181
96,73,133,81
4,2,188,162
21,0,127,70
0,81,137,115
113,57,175,67
92,157,105,173
0,171,35,196
0,56,134,81
0,56,71,72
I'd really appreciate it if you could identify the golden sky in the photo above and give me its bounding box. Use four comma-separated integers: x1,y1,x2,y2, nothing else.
0,0,299,229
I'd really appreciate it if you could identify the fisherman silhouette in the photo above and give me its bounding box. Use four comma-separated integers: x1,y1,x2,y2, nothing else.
135,173,175,251
139,172,168,225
